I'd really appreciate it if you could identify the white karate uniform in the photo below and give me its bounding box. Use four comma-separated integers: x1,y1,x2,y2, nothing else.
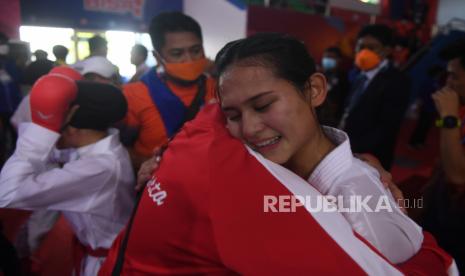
10,95,31,129
0,123,135,275
308,126,423,264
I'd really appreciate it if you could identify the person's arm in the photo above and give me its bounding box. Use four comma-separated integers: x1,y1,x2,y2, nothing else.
1,74,116,213
355,153,407,213
0,123,116,214
135,147,162,191
119,85,151,171
432,87,465,188
10,95,31,129
127,147,150,173
333,166,423,264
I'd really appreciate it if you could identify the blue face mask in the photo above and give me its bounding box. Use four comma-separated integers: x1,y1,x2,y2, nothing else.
322,57,337,71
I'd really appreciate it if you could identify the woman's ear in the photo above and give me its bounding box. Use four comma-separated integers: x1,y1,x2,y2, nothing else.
308,72,328,107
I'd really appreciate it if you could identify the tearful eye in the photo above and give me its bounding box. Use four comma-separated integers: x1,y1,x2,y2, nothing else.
224,112,241,122
227,115,241,122
255,102,272,112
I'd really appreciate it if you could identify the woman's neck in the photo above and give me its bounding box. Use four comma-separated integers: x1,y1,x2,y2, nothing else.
285,128,335,179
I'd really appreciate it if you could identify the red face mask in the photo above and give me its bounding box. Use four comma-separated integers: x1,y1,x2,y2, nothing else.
355,49,381,71
164,58,208,81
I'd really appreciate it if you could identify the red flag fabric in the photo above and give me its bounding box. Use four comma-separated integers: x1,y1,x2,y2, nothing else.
99,103,457,276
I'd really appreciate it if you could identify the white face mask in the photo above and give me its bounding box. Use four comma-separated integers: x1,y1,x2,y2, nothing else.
0,44,9,56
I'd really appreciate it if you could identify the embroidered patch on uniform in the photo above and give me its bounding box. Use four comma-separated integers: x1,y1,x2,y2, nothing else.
147,176,167,206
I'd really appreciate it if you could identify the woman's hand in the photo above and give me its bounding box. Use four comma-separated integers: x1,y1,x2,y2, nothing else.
135,147,162,192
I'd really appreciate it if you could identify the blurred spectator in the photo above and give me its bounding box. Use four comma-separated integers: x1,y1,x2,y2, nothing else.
0,32,22,166
129,44,149,83
339,24,411,170
79,56,120,87
8,40,30,72
317,46,349,127
22,49,54,85
121,12,216,169
33,49,48,61
0,33,22,274
52,45,68,66
88,35,107,58
418,40,465,274
392,41,411,68
408,65,446,148
74,35,121,86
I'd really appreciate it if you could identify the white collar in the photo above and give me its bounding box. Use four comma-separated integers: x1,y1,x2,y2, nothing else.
76,128,120,158
307,126,353,195
363,59,389,81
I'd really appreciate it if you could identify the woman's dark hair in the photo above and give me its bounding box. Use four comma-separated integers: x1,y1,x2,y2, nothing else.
215,33,316,92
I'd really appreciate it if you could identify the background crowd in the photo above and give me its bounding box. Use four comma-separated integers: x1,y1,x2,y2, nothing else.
0,1,464,275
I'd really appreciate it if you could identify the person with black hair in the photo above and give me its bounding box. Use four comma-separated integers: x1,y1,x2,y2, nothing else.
408,65,446,148
73,35,122,87
339,24,411,170
97,33,461,275
23,49,54,85
0,73,135,276
121,12,216,170
53,44,69,65
129,44,149,83
318,46,349,127
418,40,465,273
0,32,22,166
88,35,108,58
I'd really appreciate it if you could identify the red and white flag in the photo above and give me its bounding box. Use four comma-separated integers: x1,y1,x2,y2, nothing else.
100,103,458,276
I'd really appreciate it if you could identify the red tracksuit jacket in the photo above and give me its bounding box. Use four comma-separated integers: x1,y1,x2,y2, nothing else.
100,104,457,276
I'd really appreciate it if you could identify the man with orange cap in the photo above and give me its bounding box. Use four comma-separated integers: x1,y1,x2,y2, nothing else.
122,12,216,169
339,24,411,170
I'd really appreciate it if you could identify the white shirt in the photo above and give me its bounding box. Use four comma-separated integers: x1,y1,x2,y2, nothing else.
10,94,31,128
129,63,150,82
0,123,136,276
362,59,389,89
307,126,423,264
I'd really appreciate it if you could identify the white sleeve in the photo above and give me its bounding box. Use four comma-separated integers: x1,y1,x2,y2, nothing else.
0,123,115,214
10,95,31,129
333,164,423,264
